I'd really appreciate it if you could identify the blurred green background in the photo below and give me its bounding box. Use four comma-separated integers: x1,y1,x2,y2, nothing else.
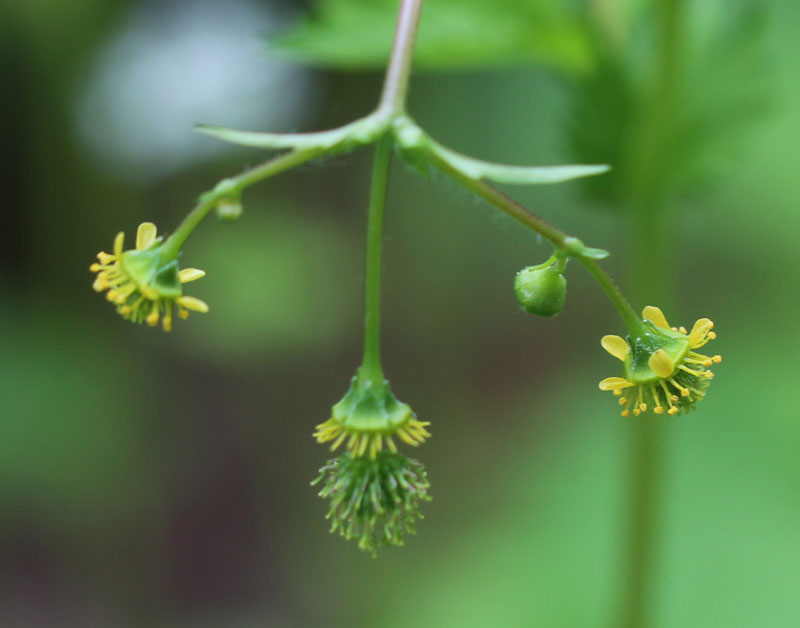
1,0,798,626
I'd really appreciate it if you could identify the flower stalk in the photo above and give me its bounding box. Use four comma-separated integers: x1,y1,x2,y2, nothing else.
360,136,394,384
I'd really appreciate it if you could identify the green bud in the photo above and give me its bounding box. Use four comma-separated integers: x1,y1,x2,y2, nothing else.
216,198,243,221
514,266,567,317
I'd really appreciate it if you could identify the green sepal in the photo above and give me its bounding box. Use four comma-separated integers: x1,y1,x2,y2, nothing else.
150,260,182,299
625,323,690,385
332,373,414,432
119,248,183,301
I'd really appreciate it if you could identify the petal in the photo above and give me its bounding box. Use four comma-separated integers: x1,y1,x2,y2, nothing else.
176,296,209,313
689,318,713,347
599,377,634,391
601,335,629,362
648,349,674,378
113,231,125,256
642,305,670,329
178,268,206,283
136,222,157,250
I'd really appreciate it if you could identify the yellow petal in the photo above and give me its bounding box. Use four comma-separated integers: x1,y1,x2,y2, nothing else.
599,377,634,391
648,349,674,378
601,335,629,362
113,231,125,256
136,222,157,250
176,296,209,313
689,318,713,347
178,268,206,283
642,305,670,329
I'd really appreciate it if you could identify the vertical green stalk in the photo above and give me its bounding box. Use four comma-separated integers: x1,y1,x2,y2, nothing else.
620,1,684,627
378,0,424,115
359,136,394,384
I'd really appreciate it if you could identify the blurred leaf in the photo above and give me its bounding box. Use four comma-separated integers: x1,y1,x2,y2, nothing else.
271,0,592,72
566,0,771,208
178,204,360,365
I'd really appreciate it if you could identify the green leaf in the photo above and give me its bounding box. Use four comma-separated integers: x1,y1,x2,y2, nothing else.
196,114,387,152
429,137,609,185
271,0,592,72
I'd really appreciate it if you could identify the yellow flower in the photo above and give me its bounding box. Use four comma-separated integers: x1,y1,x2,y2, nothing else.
599,306,722,417
90,222,208,331
314,373,431,459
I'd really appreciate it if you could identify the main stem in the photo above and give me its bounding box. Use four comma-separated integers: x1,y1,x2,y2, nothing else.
621,1,684,626
378,0,424,114
360,136,394,383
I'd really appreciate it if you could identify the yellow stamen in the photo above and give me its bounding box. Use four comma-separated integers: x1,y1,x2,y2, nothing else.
648,349,674,378
113,232,125,256
176,296,209,313
642,306,670,329
136,222,157,250
179,268,206,283
601,335,629,362
599,377,634,391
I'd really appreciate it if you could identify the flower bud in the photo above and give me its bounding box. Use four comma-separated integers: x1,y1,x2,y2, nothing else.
216,198,243,221
514,266,567,317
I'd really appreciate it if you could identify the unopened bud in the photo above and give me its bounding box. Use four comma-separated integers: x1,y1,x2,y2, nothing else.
514,266,567,317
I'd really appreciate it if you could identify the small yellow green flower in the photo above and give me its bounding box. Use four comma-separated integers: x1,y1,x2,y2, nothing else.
314,373,430,459
599,306,721,416
90,222,208,331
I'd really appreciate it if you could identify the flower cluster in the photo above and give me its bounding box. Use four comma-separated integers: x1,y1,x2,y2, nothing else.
599,306,721,416
90,222,208,331
312,450,431,556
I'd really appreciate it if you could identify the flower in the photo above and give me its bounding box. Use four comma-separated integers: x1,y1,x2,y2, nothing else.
90,222,208,331
312,450,431,555
314,373,431,459
599,306,722,416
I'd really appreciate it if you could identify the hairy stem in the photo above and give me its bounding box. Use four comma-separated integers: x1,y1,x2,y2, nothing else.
378,0,424,115
360,136,394,384
161,148,321,260
432,153,644,334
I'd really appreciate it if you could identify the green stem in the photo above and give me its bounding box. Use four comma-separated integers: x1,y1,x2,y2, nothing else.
359,136,394,384
160,148,321,260
432,153,645,335
378,0,424,115
620,1,684,627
